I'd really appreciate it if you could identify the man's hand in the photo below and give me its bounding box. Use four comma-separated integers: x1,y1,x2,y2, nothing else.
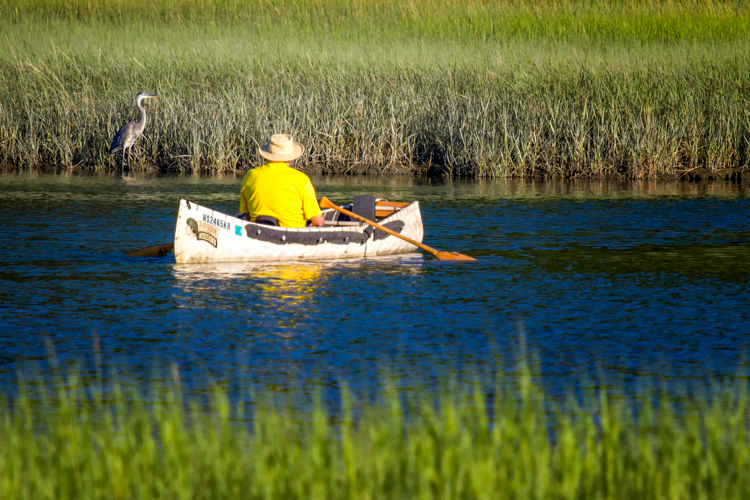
310,214,325,227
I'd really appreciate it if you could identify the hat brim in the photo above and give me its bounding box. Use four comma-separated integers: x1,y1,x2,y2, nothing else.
258,142,305,162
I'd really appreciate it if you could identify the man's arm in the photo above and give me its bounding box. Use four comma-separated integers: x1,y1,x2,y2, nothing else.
301,179,324,227
239,184,249,220
309,214,325,227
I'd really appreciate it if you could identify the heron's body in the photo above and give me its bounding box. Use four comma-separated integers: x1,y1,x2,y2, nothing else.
110,121,145,154
110,91,158,169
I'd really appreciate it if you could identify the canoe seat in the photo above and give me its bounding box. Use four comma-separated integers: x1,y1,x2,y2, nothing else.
254,215,280,226
352,195,376,221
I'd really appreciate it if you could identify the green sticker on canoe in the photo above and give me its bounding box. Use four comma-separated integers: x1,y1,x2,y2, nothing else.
235,225,241,236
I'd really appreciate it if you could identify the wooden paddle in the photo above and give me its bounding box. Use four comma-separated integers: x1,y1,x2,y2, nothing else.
127,242,174,257
319,197,475,261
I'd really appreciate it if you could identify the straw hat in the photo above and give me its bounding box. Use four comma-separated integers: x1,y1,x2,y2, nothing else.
258,134,305,162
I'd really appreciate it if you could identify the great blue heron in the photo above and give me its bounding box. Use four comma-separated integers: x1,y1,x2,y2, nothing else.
110,91,159,170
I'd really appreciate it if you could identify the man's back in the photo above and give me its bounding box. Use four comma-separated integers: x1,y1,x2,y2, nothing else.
239,161,321,228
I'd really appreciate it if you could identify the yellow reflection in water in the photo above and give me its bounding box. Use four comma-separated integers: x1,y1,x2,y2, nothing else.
172,262,327,339
254,264,323,310
173,255,424,315
172,255,424,339
174,261,324,309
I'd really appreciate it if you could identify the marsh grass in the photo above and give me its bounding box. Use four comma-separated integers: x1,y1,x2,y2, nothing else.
5,0,750,43
2,365,750,499
1,1,749,176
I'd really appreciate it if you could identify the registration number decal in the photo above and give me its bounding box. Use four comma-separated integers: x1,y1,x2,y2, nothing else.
202,213,231,231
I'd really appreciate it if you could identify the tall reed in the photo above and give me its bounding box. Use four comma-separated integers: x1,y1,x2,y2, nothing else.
4,0,749,43
1,1,749,176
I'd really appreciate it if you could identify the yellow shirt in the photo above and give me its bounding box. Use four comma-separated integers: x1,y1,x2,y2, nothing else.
239,162,322,228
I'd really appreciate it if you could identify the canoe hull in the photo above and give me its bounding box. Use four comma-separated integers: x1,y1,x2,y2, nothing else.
173,199,423,264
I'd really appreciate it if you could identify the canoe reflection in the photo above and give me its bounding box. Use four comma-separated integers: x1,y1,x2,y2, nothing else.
172,255,424,342
173,254,424,280
173,254,424,309
174,261,324,309
256,264,322,310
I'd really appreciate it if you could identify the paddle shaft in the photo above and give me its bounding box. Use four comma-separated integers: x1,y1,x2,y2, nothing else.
127,242,174,257
319,197,443,257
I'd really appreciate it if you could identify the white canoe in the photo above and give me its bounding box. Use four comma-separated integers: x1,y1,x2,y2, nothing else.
173,198,424,264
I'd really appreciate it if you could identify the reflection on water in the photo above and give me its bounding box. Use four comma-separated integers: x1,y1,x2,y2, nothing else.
0,171,748,401
172,255,427,339
176,262,325,337
425,177,750,200
173,254,425,283
1,170,748,206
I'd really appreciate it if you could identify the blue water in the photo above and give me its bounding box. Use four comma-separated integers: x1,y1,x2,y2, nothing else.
1,172,749,400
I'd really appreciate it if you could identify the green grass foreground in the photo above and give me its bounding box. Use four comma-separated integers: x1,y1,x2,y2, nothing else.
2,370,750,499
1,0,750,177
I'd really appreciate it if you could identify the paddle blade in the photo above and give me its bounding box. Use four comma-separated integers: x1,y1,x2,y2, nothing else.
319,196,336,209
127,243,174,257
433,250,476,261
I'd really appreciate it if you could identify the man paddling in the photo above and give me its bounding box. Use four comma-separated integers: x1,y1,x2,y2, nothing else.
239,134,325,228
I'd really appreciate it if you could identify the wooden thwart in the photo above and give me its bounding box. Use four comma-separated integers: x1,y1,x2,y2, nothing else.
319,197,475,261
376,200,408,217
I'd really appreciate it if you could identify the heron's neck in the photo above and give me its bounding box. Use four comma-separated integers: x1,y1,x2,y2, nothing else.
137,100,147,127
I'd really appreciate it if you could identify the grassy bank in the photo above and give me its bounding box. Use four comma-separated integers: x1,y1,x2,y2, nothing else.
1,1,749,177
2,368,749,499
